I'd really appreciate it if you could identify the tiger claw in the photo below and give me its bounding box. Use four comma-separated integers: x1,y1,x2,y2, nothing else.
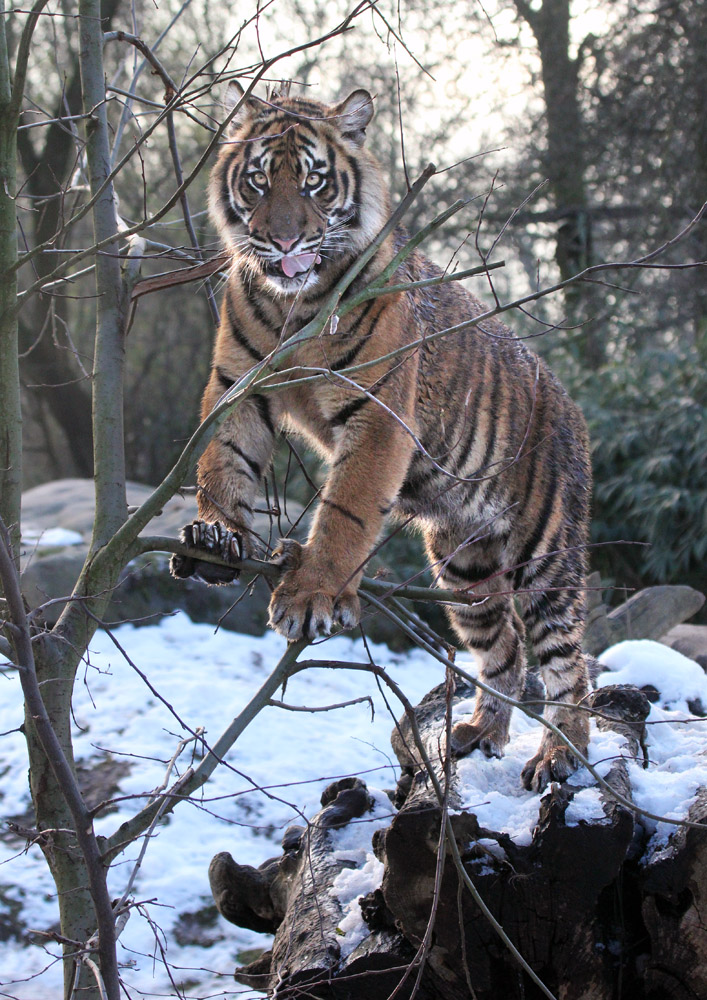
269,537,303,571
268,585,360,642
169,519,243,586
268,590,333,641
520,746,580,793
333,593,360,630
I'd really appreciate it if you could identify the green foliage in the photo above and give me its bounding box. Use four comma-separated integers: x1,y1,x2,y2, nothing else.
578,336,707,592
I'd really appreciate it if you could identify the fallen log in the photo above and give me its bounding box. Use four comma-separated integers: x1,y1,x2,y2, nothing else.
210,659,707,999
209,776,424,998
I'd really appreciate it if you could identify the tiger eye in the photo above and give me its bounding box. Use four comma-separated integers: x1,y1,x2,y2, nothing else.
250,170,268,188
305,172,324,189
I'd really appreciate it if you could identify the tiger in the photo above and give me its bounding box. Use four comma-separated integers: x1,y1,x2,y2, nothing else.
170,83,592,792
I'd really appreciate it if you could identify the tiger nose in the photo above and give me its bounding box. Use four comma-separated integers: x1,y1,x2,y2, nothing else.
272,236,298,252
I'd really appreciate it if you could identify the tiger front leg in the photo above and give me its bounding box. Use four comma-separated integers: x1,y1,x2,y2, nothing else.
267,537,362,640
268,405,415,641
170,384,278,586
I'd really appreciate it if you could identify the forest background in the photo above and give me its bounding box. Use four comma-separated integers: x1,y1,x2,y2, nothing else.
9,0,707,600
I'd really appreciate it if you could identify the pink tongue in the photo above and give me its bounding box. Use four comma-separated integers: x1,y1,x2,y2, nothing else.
281,253,320,278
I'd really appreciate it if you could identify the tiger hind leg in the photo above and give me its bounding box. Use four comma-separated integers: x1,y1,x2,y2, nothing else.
449,597,527,759
518,567,591,792
426,530,526,760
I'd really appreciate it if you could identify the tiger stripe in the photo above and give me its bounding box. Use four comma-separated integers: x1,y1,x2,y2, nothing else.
176,83,592,792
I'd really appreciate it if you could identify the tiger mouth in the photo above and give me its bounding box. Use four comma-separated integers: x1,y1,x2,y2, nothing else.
263,253,322,279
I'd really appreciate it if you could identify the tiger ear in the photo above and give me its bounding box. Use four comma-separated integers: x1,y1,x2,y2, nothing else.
333,89,375,146
223,80,259,133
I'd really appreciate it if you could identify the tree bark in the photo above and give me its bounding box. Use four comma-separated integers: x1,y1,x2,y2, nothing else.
514,0,603,368
0,1,22,560
7,2,131,995
15,0,122,480
79,0,128,548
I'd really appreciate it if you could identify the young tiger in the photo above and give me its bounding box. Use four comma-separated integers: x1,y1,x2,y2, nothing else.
170,84,592,791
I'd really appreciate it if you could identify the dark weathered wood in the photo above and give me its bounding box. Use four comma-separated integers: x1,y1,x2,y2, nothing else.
209,777,425,998
211,673,705,998
381,680,641,1000
640,789,707,999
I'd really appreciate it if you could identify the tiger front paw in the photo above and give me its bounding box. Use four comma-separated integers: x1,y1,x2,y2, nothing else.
267,542,361,640
170,519,244,586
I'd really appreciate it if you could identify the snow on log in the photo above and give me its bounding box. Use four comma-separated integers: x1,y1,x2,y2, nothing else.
210,641,707,999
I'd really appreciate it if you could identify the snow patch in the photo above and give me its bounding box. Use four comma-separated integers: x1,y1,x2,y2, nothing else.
597,639,707,712
329,788,393,957
21,526,84,547
0,617,436,999
331,855,385,957
565,786,607,826
452,640,707,851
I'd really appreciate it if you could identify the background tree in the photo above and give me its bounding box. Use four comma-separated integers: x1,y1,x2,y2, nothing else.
440,0,707,594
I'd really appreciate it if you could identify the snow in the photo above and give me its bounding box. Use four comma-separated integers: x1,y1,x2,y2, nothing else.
21,526,84,547
564,787,607,826
451,640,707,849
597,638,707,712
1,624,705,998
328,789,392,958
0,615,437,999
453,692,547,847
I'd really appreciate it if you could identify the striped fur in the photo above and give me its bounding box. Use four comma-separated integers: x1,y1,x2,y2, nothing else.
171,86,592,791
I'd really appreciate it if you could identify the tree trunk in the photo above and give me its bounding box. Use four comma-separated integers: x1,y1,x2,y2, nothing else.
15,0,123,481
514,0,603,369
0,7,22,557
25,638,106,999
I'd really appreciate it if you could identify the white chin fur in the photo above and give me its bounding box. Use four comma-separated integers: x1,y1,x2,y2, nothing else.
265,271,320,294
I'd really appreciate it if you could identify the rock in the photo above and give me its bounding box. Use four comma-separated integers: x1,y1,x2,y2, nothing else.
172,904,226,949
18,478,293,633
0,887,27,944
583,573,705,657
659,624,707,671
2,755,131,846
20,478,196,539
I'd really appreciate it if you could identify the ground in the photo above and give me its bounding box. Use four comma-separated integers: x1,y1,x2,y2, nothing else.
1,610,706,998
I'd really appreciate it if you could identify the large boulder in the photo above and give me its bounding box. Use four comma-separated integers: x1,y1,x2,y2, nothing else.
659,624,707,671
19,479,280,633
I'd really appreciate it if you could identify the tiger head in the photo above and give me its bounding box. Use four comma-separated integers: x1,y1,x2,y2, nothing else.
209,84,390,294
